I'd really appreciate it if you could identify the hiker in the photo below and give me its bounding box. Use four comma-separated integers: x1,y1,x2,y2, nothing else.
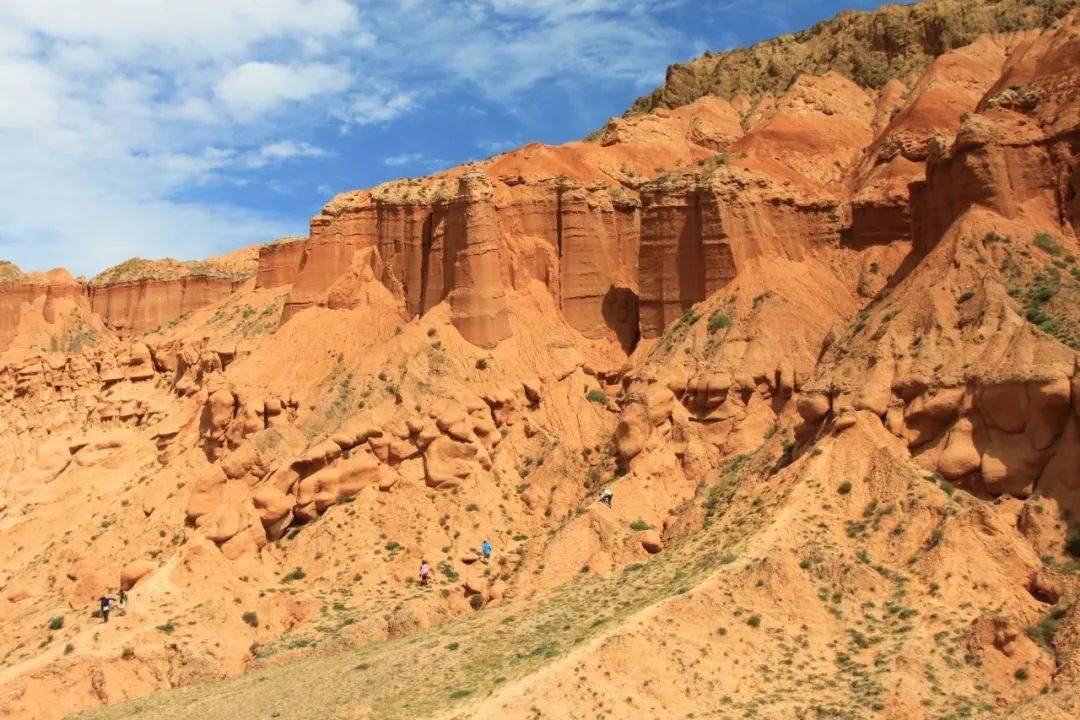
419,560,431,587
118,589,128,616
99,595,115,623
481,539,492,564
600,487,613,508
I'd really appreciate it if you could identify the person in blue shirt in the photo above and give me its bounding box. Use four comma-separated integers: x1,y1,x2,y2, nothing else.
481,539,492,564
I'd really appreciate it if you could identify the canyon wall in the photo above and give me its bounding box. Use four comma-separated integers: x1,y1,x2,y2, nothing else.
88,275,248,335
255,237,306,289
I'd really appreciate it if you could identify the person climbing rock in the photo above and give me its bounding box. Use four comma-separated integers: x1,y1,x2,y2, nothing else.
481,539,492,564
419,560,431,587
118,589,128,616
600,487,613,507
99,595,115,623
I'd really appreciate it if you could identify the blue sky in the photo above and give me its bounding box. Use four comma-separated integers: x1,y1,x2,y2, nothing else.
0,0,878,276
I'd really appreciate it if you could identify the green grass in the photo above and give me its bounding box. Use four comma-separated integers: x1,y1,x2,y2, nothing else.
707,312,732,333
585,390,607,404
1033,232,1062,255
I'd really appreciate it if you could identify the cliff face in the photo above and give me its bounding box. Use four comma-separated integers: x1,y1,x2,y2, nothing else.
0,249,269,348
0,269,99,357
255,237,306,290
88,275,248,335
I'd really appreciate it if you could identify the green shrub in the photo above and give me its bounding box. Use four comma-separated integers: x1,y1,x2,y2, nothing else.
1014,667,1029,681
283,567,306,582
469,594,484,610
1065,524,1080,559
1026,604,1068,648
629,519,652,531
121,647,135,660
47,616,64,631
708,312,732,333
155,622,175,634
1032,286,1057,304
242,611,258,628
1033,232,1062,255
747,615,762,628
585,390,607,404
837,481,853,495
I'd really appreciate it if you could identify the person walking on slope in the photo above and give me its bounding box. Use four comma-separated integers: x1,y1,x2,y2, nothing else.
600,487,613,508
99,594,115,623
481,539,492,564
419,560,431,587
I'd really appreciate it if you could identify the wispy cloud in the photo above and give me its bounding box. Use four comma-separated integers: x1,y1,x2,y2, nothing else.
383,152,446,170
216,62,350,121
246,141,328,168
0,0,705,275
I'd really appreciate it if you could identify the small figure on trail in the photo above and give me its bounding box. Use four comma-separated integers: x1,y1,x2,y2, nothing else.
99,595,115,623
419,560,431,587
600,488,613,508
118,589,129,616
481,539,492,564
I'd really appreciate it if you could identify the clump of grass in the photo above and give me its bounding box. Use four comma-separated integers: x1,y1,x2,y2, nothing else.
585,390,607,404
708,312,732,333
156,622,176,634
242,612,259,628
747,615,762,628
47,616,64,631
283,567,307,583
629,519,652,531
1033,232,1062,255
837,481,852,495
1065,524,1080,559
1025,604,1068,650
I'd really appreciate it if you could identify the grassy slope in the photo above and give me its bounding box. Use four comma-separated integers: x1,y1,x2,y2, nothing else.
627,0,1075,115
71,507,744,720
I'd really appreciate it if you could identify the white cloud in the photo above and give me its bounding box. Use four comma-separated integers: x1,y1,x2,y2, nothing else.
351,88,416,126
383,152,445,169
247,140,328,167
216,62,350,121
0,0,359,61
